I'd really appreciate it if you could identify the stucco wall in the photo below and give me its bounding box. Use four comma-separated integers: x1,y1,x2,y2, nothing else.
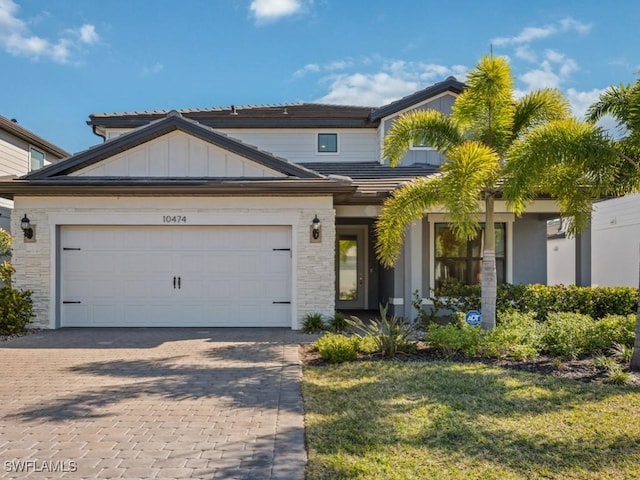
11,195,335,329
513,215,547,284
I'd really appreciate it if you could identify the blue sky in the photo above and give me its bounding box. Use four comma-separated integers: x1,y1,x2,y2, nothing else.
0,0,638,154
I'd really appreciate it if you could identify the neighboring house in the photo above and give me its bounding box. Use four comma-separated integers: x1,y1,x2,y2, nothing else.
590,193,640,287
0,77,563,329
0,114,69,231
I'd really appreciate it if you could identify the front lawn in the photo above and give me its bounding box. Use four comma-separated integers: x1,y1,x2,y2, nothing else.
303,361,640,480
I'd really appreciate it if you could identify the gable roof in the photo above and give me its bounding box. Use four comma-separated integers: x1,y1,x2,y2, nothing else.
28,111,323,180
86,77,466,133
369,76,465,121
0,114,70,159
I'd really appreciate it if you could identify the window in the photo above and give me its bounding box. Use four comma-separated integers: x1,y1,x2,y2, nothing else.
30,147,45,171
409,138,434,150
434,223,506,287
317,133,338,153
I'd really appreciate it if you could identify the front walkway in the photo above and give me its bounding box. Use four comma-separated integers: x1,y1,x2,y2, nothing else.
0,328,308,479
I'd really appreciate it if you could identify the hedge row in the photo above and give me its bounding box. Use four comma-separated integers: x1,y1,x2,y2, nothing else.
426,280,638,321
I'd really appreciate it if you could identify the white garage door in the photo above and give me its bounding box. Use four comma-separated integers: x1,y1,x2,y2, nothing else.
60,225,292,327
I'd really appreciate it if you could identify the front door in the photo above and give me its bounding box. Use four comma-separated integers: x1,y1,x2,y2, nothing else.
336,227,366,309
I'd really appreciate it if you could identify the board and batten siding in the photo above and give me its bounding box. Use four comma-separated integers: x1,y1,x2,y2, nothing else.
72,131,286,178
591,193,640,287
381,93,456,166
0,129,29,177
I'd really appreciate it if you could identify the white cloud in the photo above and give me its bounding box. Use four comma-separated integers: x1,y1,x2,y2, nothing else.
0,0,99,64
515,45,537,63
78,24,99,44
314,60,468,106
293,63,320,78
492,17,591,46
565,87,604,119
249,0,305,24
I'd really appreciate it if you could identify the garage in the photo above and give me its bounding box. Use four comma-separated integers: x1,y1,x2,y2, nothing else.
60,225,292,327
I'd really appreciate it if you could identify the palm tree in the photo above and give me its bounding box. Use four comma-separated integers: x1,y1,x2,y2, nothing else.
587,80,640,370
377,55,620,329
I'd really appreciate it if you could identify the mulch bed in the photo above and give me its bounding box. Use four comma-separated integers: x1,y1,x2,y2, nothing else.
300,342,640,385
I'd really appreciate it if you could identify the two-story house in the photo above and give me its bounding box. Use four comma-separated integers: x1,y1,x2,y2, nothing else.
0,77,562,329
0,114,69,231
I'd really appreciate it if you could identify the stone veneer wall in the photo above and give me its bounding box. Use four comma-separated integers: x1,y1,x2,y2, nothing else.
11,196,335,329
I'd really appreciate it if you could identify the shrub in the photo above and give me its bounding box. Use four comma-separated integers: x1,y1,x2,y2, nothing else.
347,303,415,357
327,311,348,333
610,342,635,365
0,287,34,335
426,323,482,357
585,314,636,352
302,313,326,333
315,333,358,363
0,228,13,286
541,312,593,358
479,312,544,360
593,355,617,370
354,335,380,354
603,363,632,385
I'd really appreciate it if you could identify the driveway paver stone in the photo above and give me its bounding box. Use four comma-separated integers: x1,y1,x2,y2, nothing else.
0,328,308,479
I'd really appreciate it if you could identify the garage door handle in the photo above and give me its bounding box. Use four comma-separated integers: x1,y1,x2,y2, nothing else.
173,276,176,289
272,301,291,304
63,301,81,304
178,276,181,289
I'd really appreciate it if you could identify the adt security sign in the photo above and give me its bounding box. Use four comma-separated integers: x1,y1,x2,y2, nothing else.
465,310,482,327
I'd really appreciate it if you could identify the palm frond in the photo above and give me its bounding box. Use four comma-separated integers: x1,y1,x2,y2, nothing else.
382,110,461,166
452,55,515,154
439,141,500,239
585,83,631,123
512,89,571,139
375,176,442,267
503,118,620,216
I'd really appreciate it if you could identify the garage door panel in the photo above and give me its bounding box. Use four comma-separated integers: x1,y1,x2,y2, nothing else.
61,225,292,327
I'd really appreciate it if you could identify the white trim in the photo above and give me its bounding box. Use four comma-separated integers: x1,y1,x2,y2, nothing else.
388,297,404,305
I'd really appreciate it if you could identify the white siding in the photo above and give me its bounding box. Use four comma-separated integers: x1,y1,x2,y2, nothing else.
591,194,640,287
72,131,286,178
0,129,29,177
220,128,379,163
547,237,575,285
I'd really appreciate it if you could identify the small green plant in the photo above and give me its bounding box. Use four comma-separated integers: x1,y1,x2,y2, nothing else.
593,355,617,370
412,290,434,327
610,342,635,365
0,228,14,286
302,313,326,333
315,333,358,363
354,334,380,354
0,287,34,335
327,311,348,333
426,323,482,357
603,363,632,385
347,303,415,357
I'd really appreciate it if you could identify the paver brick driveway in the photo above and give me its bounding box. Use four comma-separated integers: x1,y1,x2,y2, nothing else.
0,328,309,479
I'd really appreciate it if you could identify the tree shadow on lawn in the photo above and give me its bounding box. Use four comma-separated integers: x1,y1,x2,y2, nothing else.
8,352,300,422
304,361,640,479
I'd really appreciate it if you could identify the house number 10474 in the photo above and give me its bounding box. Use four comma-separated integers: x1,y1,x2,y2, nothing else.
162,215,187,224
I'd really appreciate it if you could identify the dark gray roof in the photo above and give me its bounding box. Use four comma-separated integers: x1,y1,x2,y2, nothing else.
87,77,466,131
369,77,465,121
28,111,323,180
301,162,439,201
300,162,437,179
88,104,378,130
0,114,70,159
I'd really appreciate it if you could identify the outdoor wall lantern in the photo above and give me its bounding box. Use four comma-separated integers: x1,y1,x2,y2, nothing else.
311,214,322,242
21,214,33,240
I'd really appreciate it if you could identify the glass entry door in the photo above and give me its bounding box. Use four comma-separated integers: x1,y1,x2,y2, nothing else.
336,228,366,309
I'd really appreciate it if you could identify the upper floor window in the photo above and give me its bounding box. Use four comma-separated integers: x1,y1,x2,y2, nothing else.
317,133,338,154
434,223,506,287
410,136,435,150
30,147,45,171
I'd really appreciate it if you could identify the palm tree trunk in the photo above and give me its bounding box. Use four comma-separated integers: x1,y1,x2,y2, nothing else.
481,193,497,329
631,246,640,371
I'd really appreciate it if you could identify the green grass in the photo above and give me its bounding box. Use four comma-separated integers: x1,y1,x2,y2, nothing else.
303,361,640,480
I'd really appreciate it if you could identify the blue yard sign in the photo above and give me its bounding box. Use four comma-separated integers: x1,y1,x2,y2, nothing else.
465,310,482,327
